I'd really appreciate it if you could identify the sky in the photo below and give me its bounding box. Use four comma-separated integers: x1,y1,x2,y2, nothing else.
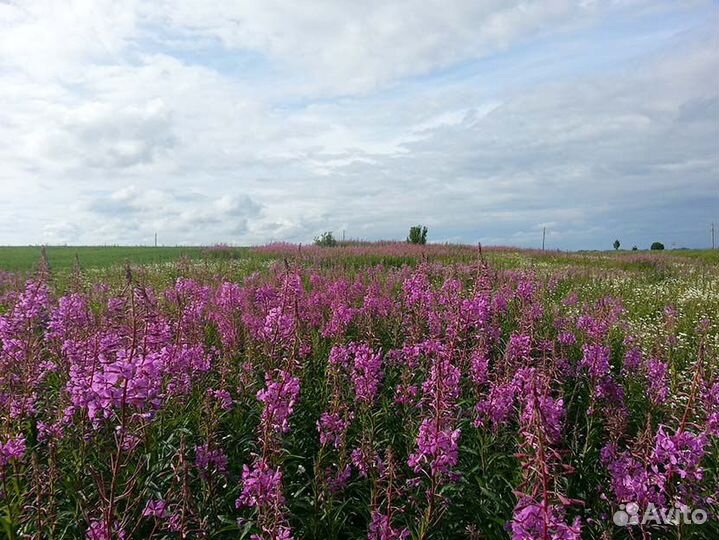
0,1,717,250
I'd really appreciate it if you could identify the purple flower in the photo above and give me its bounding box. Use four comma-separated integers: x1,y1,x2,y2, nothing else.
209,388,234,411
0,435,26,469
594,376,625,406
645,358,669,405
475,381,518,429
393,384,418,406
601,444,664,507
86,520,125,540
322,304,356,338
328,344,352,367
236,459,284,509
652,426,707,483
521,395,564,444
317,411,352,449
351,445,379,478
368,511,410,540
407,419,461,476
470,350,489,386
602,426,711,510
420,351,461,406
195,443,228,475
142,499,168,518
326,464,352,493
257,370,301,434
86,521,109,540
510,500,581,540
350,343,383,404
623,347,642,372
507,334,532,362
516,280,536,302
580,344,610,379
402,273,433,307
261,306,296,345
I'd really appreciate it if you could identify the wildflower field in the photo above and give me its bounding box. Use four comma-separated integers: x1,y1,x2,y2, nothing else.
0,244,717,539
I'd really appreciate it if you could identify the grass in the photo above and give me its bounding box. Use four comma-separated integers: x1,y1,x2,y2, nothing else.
1,244,716,275
0,246,206,273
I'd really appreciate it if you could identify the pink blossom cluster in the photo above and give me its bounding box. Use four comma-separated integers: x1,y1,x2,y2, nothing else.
0,249,715,539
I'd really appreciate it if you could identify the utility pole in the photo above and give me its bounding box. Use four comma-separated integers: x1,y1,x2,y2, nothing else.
154,232,157,248
712,222,715,250
542,227,546,251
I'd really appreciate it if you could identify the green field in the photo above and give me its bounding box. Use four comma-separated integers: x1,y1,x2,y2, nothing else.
0,244,716,275
0,246,206,273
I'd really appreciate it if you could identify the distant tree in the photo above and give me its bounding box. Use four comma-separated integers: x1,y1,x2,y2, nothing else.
613,239,620,251
407,225,428,245
650,242,665,251
632,246,638,251
314,231,337,247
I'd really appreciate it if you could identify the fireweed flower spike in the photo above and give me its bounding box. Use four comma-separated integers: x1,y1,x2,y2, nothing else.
0,245,714,538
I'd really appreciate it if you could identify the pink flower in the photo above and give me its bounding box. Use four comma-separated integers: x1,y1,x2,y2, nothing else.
257,370,301,434
510,500,581,540
580,344,610,379
645,358,669,405
368,511,410,540
236,459,284,509
317,411,352,449
142,499,168,518
350,343,383,404
407,420,461,476
195,443,228,475
0,435,26,469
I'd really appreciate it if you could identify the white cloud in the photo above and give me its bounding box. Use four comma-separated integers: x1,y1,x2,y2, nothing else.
0,0,138,80
141,0,611,94
0,1,716,249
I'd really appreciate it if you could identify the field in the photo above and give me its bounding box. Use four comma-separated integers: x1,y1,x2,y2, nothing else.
0,243,717,539
0,246,209,273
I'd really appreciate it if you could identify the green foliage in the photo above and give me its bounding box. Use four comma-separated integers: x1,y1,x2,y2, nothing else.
650,242,665,251
613,239,620,251
314,232,338,247
406,225,428,245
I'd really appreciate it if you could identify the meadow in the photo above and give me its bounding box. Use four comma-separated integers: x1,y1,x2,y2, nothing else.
0,243,717,539
0,246,208,273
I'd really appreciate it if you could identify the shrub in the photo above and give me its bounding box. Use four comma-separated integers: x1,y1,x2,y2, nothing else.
650,242,665,251
314,232,337,247
407,225,428,245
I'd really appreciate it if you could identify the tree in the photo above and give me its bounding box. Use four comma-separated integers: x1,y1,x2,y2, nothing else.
650,242,665,251
632,246,638,251
407,225,428,245
613,239,620,251
314,231,337,247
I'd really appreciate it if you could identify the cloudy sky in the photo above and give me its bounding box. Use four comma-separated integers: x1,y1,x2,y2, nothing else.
0,1,717,249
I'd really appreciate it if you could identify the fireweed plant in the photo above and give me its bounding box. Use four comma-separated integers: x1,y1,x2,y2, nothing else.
0,245,717,539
